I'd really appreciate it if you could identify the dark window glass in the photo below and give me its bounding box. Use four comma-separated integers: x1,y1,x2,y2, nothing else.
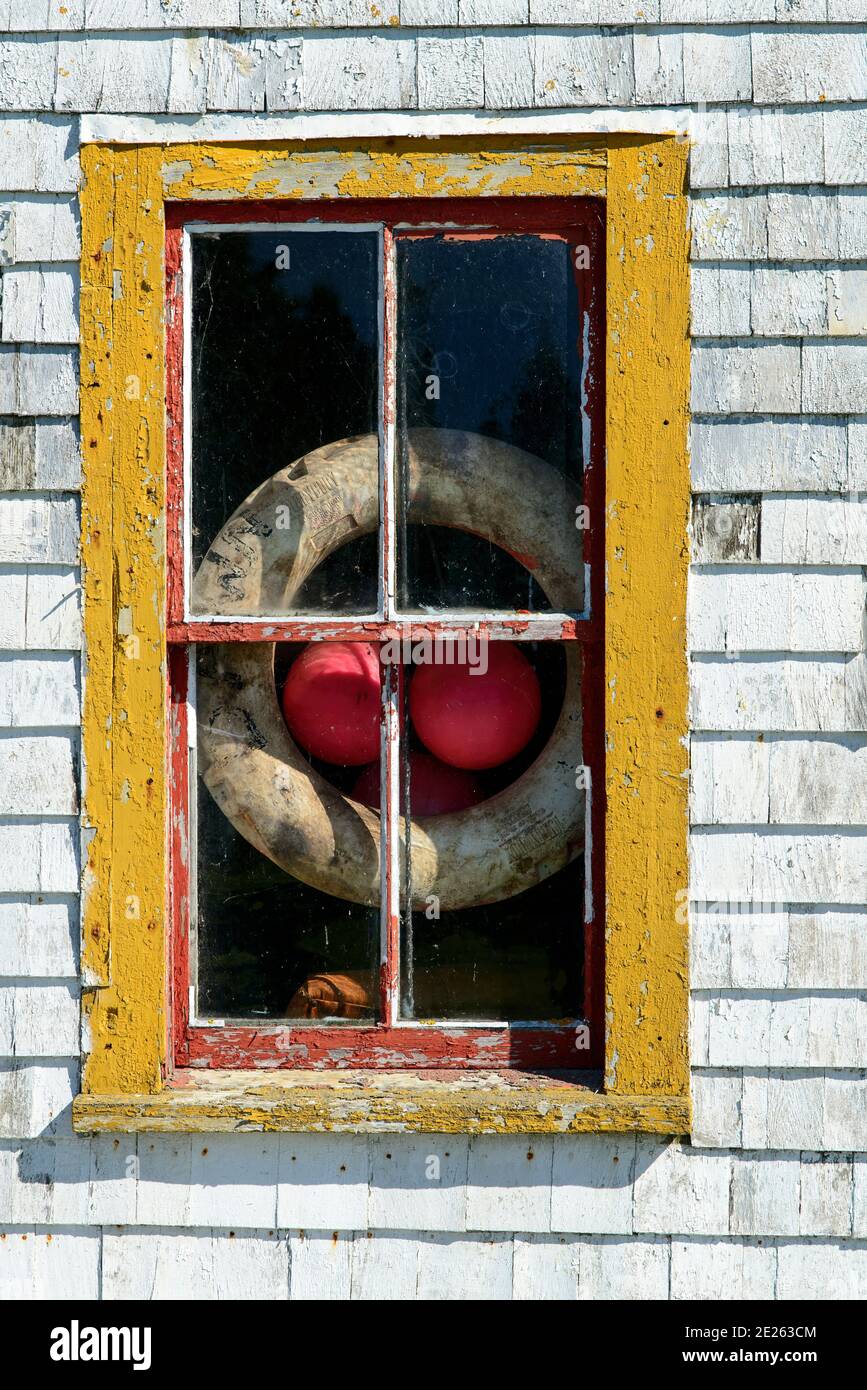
396,234,585,613
189,229,380,616
188,221,589,1035
194,642,380,1021
397,640,584,1022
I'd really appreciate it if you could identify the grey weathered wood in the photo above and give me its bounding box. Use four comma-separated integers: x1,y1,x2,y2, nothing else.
0,418,36,489
691,496,760,562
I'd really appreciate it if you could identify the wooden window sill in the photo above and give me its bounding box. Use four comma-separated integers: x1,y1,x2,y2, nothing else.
72,1070,690,1135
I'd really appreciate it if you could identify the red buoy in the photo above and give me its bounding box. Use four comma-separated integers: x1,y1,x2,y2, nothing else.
281,642,380,766
352,750,484,817
409,642,541,770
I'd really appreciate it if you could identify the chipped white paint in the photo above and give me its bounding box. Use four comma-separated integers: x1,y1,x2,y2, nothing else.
691,734,867,824
726,107,825,187
751,30,867,104
670,1237,776,1300
418,35,484,110
0,897,78,978
688,568,866,652
0,653,80,728
690,654,867,732
0,819,78,894
803,341,867,413
0,565,82,650
691,827,867,903
1,266,79,345
0,982,79,1058
0,731,78,815
761,495,867,564
0,494,78,564
690,419,852,494
0,196,79,264
0,346,78,415
691,341,802,413
633,1140,732,1236
693,993,867,1068
691,907,867,991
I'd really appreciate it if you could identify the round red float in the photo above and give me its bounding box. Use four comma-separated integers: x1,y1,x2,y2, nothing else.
281,642,380,766
352,750,484,817
409,642,542,771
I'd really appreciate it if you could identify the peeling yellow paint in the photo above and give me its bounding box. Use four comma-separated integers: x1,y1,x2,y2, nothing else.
80,144,167,1095
73,1072,690,1136
605,137,690,1098
157,139,607,203
78,135,690,1132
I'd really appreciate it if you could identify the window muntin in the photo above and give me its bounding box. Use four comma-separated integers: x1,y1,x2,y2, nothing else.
168,199,604,1070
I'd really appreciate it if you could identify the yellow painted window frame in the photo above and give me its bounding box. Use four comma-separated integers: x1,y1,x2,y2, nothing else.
73,136,690,1136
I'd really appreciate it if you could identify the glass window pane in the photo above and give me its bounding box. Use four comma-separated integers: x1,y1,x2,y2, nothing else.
194,641,382,1021
395,638,585,1021
189,228,381,617
396,234,585,614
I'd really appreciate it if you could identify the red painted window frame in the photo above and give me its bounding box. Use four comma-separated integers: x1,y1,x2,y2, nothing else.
165,196,606,1071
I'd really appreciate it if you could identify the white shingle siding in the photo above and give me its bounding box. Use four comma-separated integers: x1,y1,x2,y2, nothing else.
0,11,864,1301
633,31,685,105
688,569,866,651
533,33,636,105
694,262,867,341
0,982,79,1057
728,107,826,184
0,653,79,730
418,34,484,108
692,907,867,989
0,1230,99,1301
691,654,867,731
0,565,82,650
482,33,536,108
670,1237,777,1300
465,1136,552,1233
691,341,802,412
0,419,80,491
0,732,78,815
100,1229,288,1300
303,33,417,110
0,819,79,894
760,496,867,563
691,735,867,823
691,827,867,903
688,262,867,340
0,346,78,415
0,117,79,193
752,29,867,102
0,494,78,563
803,340,867,410
692,994,867,1067
690,418,855,492
684,28,753,102
0,897,78,978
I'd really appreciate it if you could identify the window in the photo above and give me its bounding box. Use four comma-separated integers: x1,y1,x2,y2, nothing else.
167,201,604,1070
75,137,690,1134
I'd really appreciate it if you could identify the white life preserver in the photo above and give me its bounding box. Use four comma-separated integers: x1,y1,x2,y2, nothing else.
193,429,584,911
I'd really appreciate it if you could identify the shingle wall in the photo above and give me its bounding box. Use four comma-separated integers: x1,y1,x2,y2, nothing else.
0,5,866,1299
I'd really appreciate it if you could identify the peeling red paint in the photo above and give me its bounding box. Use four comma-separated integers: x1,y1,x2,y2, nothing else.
166,196,606,1072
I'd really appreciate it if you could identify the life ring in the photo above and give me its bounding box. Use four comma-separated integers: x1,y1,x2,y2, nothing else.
193,429,584,911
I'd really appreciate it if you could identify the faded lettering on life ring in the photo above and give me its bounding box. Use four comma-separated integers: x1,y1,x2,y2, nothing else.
193,430,584,911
